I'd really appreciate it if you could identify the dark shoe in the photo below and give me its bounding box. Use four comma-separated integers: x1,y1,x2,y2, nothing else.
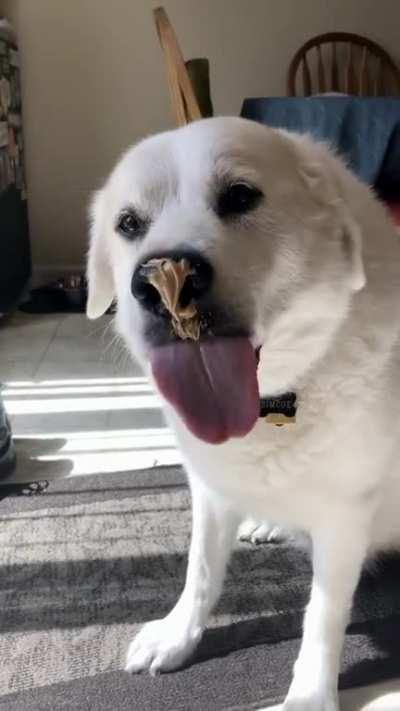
0,391,16,479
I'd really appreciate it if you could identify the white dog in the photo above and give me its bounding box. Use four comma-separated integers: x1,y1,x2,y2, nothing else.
87,117,400,711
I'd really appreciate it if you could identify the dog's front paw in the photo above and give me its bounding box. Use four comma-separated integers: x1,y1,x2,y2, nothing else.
125,616,202,675
283,688,339,711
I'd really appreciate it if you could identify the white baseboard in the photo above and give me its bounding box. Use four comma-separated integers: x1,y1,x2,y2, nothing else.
32,264,85,288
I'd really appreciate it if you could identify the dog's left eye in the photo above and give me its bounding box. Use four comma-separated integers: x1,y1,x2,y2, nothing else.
217,182,263,219
117,210,147,240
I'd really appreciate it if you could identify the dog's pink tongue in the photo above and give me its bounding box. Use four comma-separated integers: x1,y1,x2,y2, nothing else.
150,338,259,444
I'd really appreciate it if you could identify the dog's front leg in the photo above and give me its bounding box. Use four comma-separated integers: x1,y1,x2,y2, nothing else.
126,481,239,675
283,516,370,711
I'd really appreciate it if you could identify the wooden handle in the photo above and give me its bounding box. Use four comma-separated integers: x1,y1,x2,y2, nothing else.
153,6,202,125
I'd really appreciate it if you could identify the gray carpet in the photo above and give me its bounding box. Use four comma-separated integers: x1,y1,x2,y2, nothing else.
0,466,399,711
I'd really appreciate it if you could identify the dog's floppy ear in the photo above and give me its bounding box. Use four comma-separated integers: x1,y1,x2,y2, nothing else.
294,138,366,293
86,190,115,319
341,208,366,292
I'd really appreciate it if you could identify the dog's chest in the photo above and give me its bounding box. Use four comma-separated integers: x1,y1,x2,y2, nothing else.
171,377,396,528
174,411,338,522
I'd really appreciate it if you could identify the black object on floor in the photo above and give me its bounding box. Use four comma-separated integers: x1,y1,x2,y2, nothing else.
0,391,16,480
19,284,87,314
0,466,399,710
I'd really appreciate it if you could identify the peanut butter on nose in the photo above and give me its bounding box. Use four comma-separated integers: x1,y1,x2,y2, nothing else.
143,258,201,341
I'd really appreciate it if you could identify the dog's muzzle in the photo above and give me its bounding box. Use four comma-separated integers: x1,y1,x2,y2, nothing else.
131,250,214,340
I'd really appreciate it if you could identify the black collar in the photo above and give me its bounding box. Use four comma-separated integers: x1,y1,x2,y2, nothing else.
259,392,297,425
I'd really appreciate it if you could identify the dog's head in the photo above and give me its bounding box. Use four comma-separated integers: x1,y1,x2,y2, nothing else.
87,117,365,443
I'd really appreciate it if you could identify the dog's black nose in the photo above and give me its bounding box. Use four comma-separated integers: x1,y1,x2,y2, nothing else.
131,250,214,316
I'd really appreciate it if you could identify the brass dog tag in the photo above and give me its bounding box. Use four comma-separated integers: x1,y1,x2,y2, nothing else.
264,412,297,427
259,393,297,427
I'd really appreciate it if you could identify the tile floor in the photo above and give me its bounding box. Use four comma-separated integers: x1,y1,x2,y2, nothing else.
0,311,399,711
0,311,181,484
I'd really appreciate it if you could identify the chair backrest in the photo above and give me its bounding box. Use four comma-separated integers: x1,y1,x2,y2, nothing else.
288,32,400,97
153,6,206,126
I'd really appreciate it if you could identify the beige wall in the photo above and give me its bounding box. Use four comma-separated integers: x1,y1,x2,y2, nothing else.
1,0,400,272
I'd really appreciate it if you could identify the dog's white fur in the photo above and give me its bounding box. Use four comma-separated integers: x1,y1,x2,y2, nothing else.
87,117,400,711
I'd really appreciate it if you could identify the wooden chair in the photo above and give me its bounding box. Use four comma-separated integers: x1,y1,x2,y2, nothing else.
153,6,213,126
288,32,400,97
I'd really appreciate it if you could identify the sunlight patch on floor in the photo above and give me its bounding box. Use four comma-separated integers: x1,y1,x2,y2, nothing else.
27,427,177,452
2,384,153,397
8,428,181,480
5,394,162,415
4,377,149,387
2,376,182,481
36,448,180,475
3,377,162,415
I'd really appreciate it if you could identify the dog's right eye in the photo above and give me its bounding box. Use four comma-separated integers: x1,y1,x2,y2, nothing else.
216,182,263,219
116,210,148,240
